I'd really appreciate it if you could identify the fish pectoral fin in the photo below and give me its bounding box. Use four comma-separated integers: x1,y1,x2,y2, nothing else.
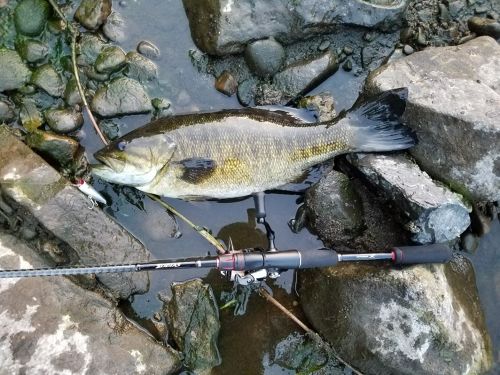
178,157,217,184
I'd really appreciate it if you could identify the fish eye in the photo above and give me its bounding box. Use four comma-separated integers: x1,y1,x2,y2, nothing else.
117,141,128,151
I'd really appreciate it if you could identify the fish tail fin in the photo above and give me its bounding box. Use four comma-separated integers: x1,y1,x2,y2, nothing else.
347,88,417,152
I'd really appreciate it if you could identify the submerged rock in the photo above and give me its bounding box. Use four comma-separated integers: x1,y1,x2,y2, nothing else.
19,97,43,131
16,39,49,63
349,154,471,244
0,233,182,375
91,77,152,117
297,92,336,122
468,17,500,39
0,49,31,92
304,171,365,248
31,64,65,97
124,51,158,83
102,11,126,42
95,45,126,73
64,77,83,106
75,0,112,30
14,0,50,36
77,33,107,66
365,36,500,202
137,40,160,60
163,279,221,373
299,254,493,374
182,0,408,55
151,97,172,119
244,37,285,77
45,108,84,134
215,70,238,96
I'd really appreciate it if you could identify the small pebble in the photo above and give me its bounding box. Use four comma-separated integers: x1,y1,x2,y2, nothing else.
342,59,353,71
215,71,237,96
237,79,255,107
363,32,376,42
461,232,479,253
153,312,162,322
343,46,353,55
403,45,414,55
318,40,330,51
137,40,160,60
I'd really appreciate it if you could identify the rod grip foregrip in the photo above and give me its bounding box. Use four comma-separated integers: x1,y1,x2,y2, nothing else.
392,244,453,264
296,249,339,268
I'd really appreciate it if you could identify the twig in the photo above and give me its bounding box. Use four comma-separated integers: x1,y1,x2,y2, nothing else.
46,0,108,145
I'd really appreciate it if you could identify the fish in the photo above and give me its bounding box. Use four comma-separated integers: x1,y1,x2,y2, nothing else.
92,88,415,200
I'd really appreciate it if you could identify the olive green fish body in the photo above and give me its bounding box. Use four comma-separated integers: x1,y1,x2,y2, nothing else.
92,89,414,199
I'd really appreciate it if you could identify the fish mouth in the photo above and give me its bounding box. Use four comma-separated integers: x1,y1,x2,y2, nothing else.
94,150,125,172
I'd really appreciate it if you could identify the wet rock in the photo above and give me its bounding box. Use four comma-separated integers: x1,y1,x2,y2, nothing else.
137,40,160,60
0,233,182,375
254,83,283,106
244,37,285,77
25,130,79,166
0,98,15,122
468,16,500,39
0,49,31,92
365,36,500,202
272,50,338,104
298,254,493,375
342,59,352,71
75,0,112,30
304,171,365,248
236,79,255,107
349,154,471,244
83,66,109,82
403,44,414,55
297,92,336,122
273,332,345,374
45,108,84,134
163,279,221,373
102,11,126,42
64,78,83,106
19,98,43,131
95,45,126,74
77,33,107,66
16,39,49,63
91,77,152,117
14,0,50,36
0,126,151,298
215,70,238,96
100,119,120,140
30,64,64,97
124,51,158,83
182,0,408,55
461,232,479,253
151,97,172,119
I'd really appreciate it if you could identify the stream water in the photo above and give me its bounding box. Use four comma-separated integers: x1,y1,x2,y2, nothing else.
79,1,499,373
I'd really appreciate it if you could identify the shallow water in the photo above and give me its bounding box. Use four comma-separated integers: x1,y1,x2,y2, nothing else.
80,1,499,373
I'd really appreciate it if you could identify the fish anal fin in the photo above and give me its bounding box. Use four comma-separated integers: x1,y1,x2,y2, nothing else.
178,157,217,184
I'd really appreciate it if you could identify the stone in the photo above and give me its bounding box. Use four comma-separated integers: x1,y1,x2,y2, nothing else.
403,44,414,55
25,130,80,167
342,59,352,71
99,119,120,140
45,108,84,134
349,154,471,244
0,98,15,122
236,79,255,107
30,64,65,97
102,11,126,42
16,39,49,63
271,50,338,104
0,233,182,374
95,45,126,74
0,126,151,299
91,77,152,117
297,92,336,122
0,49,31,92
272,332,344,374
461,232,480,253
124,52,158,83
304,170,365,248
298,254,493,375
19,98,43,132
365,36,500,202
244,37,286,77
215,70,238,96
77,33,107,67
64,78,83,106
75,0,112,30
182,0,409,55
468,17,500,39
164,279,221,373
14,0,50,36
137,40,160,60
151,97,172,119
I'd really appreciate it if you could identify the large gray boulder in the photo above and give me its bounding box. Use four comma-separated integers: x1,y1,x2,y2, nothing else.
0,126,150,299
349,154,471,244
0,233,181,374
182,0,408,55
298,254,493,375
365,36,500,202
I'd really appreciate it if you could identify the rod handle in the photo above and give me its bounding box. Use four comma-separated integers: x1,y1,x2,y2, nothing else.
297,249,339,268
392,244,453,265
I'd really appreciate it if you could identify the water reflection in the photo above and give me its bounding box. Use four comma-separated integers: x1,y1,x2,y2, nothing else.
217,208,268,250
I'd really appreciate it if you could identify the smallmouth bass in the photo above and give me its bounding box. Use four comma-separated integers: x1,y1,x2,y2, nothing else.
92,88,415,199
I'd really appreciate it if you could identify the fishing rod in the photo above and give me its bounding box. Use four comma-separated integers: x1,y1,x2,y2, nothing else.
0,244,452,285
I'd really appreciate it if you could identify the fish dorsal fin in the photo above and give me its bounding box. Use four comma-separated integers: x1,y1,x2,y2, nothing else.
178,157,217,184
